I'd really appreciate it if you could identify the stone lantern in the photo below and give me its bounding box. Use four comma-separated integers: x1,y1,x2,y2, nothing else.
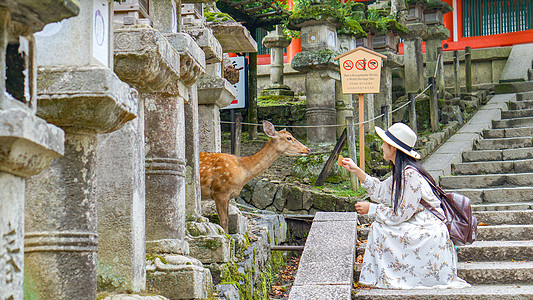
422,0,452,87
25,1,138,299
260,25,294,98
0,2,79,298
407,1,425,23
288,0,345,145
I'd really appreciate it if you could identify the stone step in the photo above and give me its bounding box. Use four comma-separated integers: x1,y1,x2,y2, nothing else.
509,100,533,110
354,284,533,299
493,116,533,129
517,91,533,101
474,137,532,150
458,241,533,262
445,187,533,204
457,261,533,285
354,261,533,285
440,173,533,189
475,225,533,241
472,202,533,211
462,148,533,162
452,158,533,175
502,108,533,119
483,126,533,138
358,225,533,242
474,210,533,225
495,80,533,94
358,208,533,225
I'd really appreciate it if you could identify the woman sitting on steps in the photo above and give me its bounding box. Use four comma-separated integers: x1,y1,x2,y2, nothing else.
340,122,471,289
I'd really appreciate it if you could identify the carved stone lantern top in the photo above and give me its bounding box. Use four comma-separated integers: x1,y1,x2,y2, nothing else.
262,26,291,49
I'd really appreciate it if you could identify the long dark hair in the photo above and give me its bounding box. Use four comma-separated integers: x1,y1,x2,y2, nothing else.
391,150,437,212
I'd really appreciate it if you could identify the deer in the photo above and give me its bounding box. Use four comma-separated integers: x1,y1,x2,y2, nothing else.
200,120,310,233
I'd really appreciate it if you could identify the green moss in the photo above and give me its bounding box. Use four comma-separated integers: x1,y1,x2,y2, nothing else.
96,261,127,292
146,253,167,264
197,239,223,251
204,11,235,23
257,95,305,107
361,8,409,34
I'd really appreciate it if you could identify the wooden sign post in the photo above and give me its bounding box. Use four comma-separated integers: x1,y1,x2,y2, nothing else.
335,47,386,174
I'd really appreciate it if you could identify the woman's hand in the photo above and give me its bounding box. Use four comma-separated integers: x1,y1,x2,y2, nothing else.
339,157,367,182
355,201,370,215
340,157,359,173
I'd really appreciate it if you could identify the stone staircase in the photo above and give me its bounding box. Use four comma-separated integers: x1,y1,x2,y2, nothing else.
354,92,533,299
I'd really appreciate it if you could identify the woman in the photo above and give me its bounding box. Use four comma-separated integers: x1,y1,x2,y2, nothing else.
340,123,470,289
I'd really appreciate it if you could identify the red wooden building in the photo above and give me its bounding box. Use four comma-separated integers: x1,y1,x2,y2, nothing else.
256,0,533,65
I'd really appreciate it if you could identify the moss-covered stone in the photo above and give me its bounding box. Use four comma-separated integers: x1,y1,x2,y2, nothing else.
205,11,235,23
291,49,340,71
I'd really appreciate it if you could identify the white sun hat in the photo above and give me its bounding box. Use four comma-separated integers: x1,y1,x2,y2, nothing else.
375,123,421,159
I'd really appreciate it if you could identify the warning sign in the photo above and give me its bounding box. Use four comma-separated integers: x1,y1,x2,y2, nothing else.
343,60,354,70
368,59,379,70
355,59,366,70
335,47,386,94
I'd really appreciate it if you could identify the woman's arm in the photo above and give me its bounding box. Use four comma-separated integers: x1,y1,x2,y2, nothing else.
340,157,392,205
373,168,423,226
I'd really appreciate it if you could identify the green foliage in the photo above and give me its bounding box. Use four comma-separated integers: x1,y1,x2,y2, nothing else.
286,0,366,37
205,11,235,23
360,8,408,34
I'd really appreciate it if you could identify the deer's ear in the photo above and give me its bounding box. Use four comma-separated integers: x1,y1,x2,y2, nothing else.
263,121,277,137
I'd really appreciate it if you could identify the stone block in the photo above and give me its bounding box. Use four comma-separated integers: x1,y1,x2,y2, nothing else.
114,26,181,93
182,26,223,64
198,105,222,152
228,205,249,235
35,0,111,67
282,185,305,211
499,43,533,82
300,23,337,52
251,180,277,209
290,212,356,300
9,0,79,33
293,217,357,285
209,21,257,53
0,109,64,178
146,255,213,299
197,75,237,107
37,66,138,133
186,221,233,264
96,111,146,292
216,283,240,300
165,32,206,86
289,285,351,300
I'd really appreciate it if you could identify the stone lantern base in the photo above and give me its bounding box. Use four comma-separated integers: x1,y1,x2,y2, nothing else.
260,83,295,97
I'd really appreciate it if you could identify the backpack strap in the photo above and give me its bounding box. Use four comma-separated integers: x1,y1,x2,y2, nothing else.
405,166,447,222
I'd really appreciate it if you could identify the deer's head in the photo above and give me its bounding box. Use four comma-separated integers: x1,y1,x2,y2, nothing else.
263,120,310,156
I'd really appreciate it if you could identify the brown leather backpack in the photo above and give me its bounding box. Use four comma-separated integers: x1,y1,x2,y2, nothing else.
419,176,478,246
405,166,477,246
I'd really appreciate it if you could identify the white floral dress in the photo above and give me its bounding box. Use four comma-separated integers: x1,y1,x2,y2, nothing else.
358,167,471,289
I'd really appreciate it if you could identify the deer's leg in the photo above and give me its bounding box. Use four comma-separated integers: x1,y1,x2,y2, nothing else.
214,195,230,233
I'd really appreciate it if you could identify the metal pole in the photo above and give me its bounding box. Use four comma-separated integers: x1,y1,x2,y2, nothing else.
346,116,359,189
454,50,460,98
235,113,242,156
465,46,472,93
358,94,365,172
408,93,417,134
230,109,235,154
429,77,439,132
